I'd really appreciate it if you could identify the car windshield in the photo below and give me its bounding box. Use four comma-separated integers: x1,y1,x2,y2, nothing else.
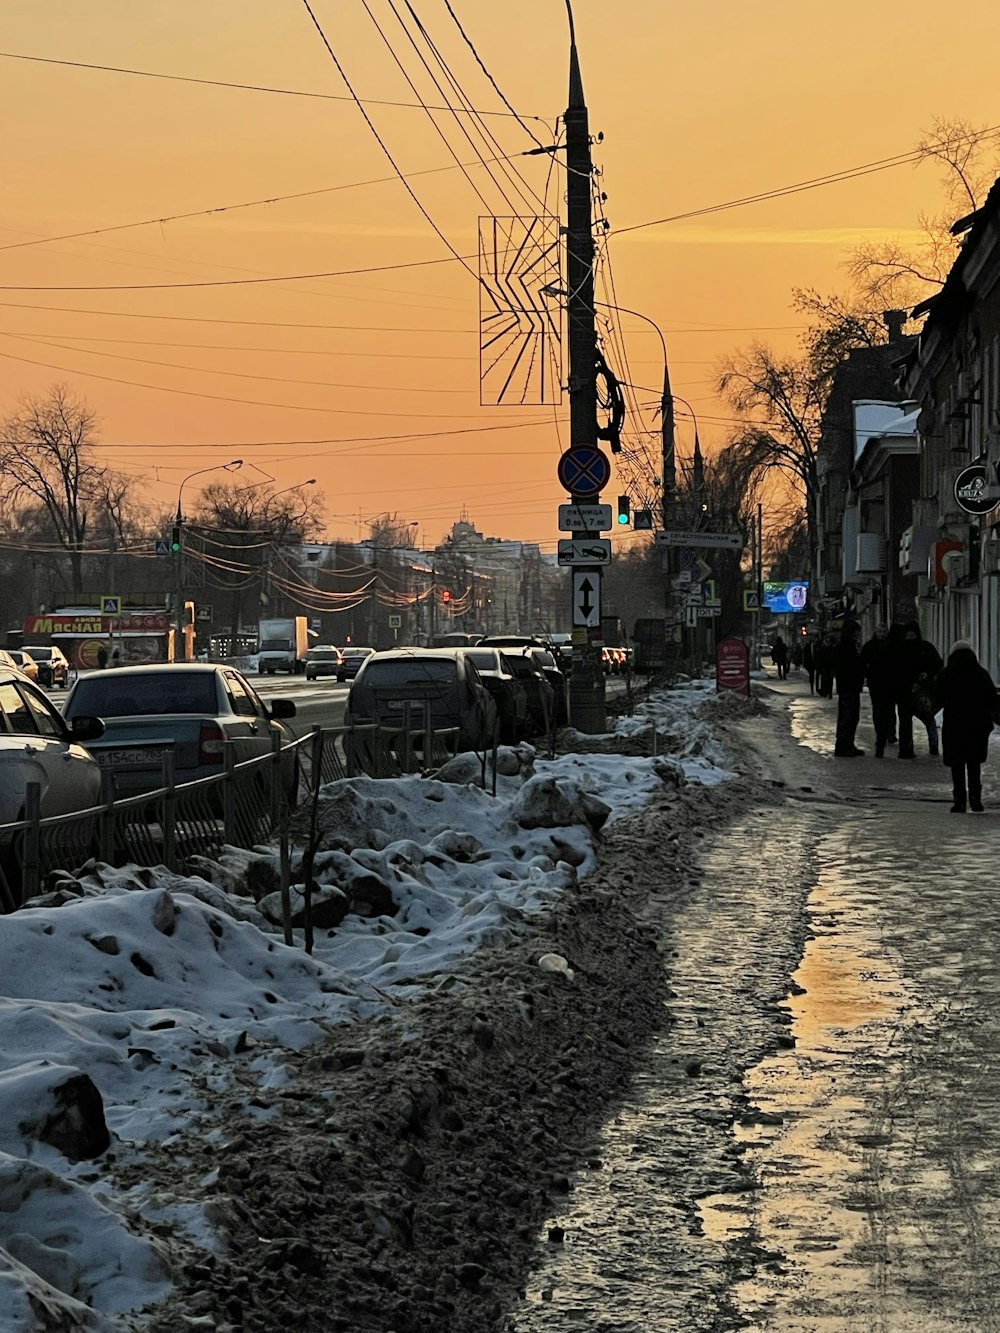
70,673,219,717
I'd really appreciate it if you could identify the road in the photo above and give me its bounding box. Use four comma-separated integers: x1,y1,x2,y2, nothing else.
511,668,1000,1332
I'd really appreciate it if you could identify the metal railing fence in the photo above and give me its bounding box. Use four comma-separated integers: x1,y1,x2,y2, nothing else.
0,719,467,912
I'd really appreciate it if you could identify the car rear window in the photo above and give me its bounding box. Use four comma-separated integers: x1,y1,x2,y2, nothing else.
464,650,499,670
360,660,456,687
70,673,219,717
309,650,339,661
26,647,54,660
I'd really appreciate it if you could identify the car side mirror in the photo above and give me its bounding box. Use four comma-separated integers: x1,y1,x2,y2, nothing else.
268,699,297,719
71,715,105,742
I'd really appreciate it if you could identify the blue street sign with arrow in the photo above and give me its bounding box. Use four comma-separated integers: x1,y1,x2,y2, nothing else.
557,446,611,498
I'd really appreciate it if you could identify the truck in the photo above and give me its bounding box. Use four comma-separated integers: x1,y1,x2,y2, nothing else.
257,617,310,674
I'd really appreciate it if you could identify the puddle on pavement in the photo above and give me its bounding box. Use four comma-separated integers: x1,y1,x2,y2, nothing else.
699,827,921,1327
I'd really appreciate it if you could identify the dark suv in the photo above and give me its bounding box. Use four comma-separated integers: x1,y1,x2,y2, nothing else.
346,649,497,752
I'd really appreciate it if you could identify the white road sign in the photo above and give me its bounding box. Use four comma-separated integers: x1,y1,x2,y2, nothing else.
557,538,612,566
656,530,743,550
572,571,601,627
558,502,613,532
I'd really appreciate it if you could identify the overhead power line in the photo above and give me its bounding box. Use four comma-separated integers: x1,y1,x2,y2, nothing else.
617,122,1000,235
0,253,469,293
0,150,539,255
0,49,549,121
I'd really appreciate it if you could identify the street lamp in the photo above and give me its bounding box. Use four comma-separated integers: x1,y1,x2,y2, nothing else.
173,459,243,658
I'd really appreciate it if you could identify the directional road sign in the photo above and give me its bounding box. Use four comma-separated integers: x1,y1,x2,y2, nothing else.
557,446,611,499
557,538,612,567
572,571,602,627
656,530,743,550
558,502,612,532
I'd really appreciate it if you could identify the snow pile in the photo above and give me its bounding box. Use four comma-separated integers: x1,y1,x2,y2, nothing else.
0,687,739,1330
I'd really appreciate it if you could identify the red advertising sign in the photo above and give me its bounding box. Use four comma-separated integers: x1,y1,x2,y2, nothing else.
716,636,750,697
25,613,170,636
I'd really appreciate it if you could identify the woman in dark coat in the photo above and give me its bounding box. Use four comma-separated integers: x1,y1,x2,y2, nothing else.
931,641,997,813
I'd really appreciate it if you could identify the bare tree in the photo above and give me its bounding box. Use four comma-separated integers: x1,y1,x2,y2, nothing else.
188,481,326,645
0,384,113,595
847,117,1000,305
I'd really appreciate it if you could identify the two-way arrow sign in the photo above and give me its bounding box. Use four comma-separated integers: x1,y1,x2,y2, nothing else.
572,572,602,627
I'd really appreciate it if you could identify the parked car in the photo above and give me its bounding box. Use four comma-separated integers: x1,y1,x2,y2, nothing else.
461,647,530,743
521,646,569,724
0,650,30,677
340,646,376,679
23,644,70,690
64,663,299,798
0,668,105,906
502,651,557,735
6,650,39,682
305,645,347,682
345,648,497,752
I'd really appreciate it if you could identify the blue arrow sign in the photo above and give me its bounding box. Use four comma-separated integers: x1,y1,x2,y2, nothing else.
557,446,611,498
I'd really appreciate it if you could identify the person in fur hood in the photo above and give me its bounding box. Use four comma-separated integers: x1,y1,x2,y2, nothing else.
932,641,999,813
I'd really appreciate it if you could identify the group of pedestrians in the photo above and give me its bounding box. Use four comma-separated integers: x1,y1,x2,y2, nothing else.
806,618,999,814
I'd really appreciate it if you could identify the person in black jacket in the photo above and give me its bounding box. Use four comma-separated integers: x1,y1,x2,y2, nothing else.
832,620,865,757
860,622,896,757
892,621,943,759
932,641,997,812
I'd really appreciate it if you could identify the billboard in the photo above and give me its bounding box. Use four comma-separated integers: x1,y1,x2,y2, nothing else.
763,581,809,614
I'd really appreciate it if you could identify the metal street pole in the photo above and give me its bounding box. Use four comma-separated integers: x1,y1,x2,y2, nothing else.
174,460,242,661
564,3,606,733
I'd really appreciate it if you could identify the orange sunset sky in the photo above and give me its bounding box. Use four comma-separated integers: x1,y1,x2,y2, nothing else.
3,1,1000,553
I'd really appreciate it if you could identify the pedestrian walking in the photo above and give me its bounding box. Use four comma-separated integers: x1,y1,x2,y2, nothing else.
802,635,817,693
892,621,943,758
771,634,789,681
791,640,803,673
817,631,837,699
832,620,865,757
931,641,998,812
96,644,109,670
860,622,896,757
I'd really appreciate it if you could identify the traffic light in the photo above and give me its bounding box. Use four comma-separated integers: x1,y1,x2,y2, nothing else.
170,524,182,553
617,494,631,526
440,589,452,604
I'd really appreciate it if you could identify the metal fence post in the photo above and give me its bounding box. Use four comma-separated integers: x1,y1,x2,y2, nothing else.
269,729,282,832
161,752,177,871
22,782,42,904
279,803,293,948
223,744,237,844
99,769,116,864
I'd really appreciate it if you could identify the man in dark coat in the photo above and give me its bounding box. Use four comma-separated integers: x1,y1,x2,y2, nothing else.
817,631,837,698
860,622,896,757
932,641,997,812
802,635,817,693
832,620,865,756
892,621,944,759
770,634,789,680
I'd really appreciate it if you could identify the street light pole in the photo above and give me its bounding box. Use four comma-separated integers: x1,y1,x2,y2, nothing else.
173,460,242,661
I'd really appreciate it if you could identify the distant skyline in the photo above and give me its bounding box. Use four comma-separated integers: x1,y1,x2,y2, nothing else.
4,0,1000,549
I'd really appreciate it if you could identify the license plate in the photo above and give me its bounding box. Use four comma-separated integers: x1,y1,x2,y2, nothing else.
96,749,163,768
385,700,405,711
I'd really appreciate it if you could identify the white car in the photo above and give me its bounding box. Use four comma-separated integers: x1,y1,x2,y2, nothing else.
0,668,105,906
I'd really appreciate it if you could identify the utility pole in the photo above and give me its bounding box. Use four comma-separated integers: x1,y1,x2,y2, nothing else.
564,5,606,733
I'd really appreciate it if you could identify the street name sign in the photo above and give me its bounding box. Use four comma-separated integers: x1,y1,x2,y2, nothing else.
572,571,601,627
656,531,743,550
557,446,611,498
558,502,612,532
557,538,612,567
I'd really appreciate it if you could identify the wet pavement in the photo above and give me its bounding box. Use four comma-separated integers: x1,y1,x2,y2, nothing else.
510,669,1000,1331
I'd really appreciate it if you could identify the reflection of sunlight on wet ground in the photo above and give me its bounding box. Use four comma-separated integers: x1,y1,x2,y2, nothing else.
699,826,922,1329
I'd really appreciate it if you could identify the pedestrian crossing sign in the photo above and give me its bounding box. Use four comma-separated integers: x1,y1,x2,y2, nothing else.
743,589,760,611
101,595,122,616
